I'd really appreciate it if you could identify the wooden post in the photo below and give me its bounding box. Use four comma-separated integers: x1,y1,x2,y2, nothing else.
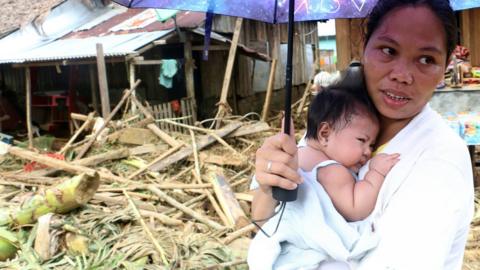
129,61,137,113
335,19,364,70
96,43,110,118
261,59,277,122
25,67,33,149
184,34,195,99
88,65,99,113
215,17,243,128
335,19,351,71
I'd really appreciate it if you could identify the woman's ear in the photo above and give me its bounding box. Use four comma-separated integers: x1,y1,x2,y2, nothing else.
317,122,331,146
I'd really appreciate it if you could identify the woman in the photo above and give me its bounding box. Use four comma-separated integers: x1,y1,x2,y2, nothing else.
252,0,474,269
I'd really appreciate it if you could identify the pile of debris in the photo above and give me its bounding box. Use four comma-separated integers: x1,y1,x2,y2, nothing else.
0,82,479,269
0,84,275,269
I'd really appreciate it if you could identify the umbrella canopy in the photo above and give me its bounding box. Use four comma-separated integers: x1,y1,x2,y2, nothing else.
113,0,377,23
113,0,479,23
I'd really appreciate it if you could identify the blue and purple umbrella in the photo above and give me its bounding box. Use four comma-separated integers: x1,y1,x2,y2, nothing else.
113,0,479,23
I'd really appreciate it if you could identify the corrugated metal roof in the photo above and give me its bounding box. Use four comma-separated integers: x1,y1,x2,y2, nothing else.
0,0,117,57
0,30,173,64
65,9,205,39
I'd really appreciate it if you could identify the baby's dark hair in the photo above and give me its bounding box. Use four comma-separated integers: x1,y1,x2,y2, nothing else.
305,63,378,140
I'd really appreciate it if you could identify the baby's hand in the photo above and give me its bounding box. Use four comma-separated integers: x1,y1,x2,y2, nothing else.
369,153,400,178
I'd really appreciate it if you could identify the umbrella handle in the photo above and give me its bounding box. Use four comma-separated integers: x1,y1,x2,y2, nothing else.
272,0,298,202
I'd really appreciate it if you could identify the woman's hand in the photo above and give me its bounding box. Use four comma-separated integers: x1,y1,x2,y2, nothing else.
252,131,303,222
255,132,303,194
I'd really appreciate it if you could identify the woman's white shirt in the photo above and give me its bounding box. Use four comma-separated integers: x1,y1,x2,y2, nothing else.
354,105,474,270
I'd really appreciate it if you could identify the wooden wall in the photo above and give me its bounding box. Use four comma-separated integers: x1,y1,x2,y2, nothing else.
209,15,318,116
336,10,480,69
460,9,480,66
335,18,364,70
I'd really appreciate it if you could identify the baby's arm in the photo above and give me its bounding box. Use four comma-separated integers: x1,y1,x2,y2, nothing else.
317,153,399,221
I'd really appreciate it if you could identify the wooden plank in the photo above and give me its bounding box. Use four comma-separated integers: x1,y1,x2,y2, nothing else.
163,103,170,131
25,67,33,149
188,152,245,167
261,59,277,122
70,113,89,122
133,60,163,65
335,19,351,71
129,144,168,156
184,33,196,100
96,43,111,118
191,45,229,51
227,121,270,138
215,17,243,127
208,168,249,229
149,122,242,172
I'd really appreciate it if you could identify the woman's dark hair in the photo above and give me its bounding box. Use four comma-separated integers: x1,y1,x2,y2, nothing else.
305,63,378,140
365,0,457,64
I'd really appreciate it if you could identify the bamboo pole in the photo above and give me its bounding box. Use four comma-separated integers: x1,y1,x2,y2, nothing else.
295,75,314,117
190,130,230,227
0,173,99,226
96,43,111,118
261,59,278,122
148,122,242,172
74,148,130,166
127,144,182,179
215,17,243,128
75,80,141,160
123,190,169,266
129,62,137,113
7,145,134,185
59,112,95,154
25,67,33,149
147,186,225,231
222,224,256,244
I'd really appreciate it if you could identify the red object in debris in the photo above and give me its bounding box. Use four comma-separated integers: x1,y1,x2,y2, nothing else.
23,153,65,172
170,100,181,114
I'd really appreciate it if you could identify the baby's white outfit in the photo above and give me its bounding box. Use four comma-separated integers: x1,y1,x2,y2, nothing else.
248,160,378,270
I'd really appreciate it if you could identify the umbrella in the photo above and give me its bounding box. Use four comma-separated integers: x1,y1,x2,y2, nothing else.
113,0,379,23
112,0,478,202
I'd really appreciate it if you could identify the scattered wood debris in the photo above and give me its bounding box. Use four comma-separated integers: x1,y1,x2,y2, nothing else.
0,85,276,269
0,84,478,269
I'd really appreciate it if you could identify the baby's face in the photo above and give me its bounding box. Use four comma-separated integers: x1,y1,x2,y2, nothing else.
325,114,379,173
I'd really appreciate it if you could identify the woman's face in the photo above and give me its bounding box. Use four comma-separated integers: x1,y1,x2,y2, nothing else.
363,6,447,121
